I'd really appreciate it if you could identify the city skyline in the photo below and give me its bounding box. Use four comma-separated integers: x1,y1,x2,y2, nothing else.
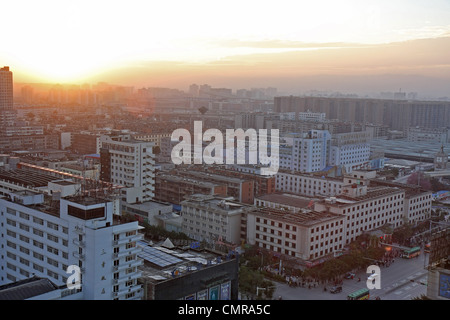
2,1,450,97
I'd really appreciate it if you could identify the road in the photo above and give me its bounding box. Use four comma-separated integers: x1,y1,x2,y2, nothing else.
272,250,429,300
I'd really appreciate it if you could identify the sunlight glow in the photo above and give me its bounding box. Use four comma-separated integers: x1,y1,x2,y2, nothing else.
1,0,450,83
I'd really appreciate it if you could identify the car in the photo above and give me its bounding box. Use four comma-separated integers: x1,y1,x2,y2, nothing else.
329,286,342,293
344,272,355,279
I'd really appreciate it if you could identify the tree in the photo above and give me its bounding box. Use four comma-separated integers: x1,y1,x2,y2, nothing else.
319,259,347,282
406,172,432,190
392,223,414,245
239,265,274,300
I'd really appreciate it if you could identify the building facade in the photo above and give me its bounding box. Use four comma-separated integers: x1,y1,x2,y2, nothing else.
100,134,155,204
246,207,345,261
181,194,252,245
275,170,345,197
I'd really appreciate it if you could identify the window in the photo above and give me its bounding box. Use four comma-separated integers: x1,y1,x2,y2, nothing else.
47,234,59,243
68,205,105,220
47,221,59,231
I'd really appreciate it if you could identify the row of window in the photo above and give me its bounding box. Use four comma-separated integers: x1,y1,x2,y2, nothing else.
5,250,68,283
5,219,66,246
6,207,67,233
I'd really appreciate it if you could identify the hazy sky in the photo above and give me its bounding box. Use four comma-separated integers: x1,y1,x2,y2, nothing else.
2,0,450,96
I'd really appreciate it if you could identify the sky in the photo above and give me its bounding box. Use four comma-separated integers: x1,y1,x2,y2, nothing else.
2,0,450,96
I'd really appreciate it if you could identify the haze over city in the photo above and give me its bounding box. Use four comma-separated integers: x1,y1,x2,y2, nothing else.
2,0,450,98
0,0,449,305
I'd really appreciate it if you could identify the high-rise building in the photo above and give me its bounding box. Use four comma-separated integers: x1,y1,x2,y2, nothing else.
100,133,155,204
0,66,15,125
0,190,144,300
274,96,450,131
275,130,331,173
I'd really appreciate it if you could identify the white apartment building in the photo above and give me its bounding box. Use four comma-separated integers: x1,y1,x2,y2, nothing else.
0,190,144,300
275,130,331,173
329,131,372,173
181,194,252,245
100,134,155,204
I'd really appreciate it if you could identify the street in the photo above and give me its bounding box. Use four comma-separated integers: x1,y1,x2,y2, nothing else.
272,250,429,300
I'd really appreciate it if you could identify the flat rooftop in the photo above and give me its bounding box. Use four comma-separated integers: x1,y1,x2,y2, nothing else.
0,168,59,187
137,240,237,284
181,194,247,212
256,193,316,208
251,207,343,227
371,138,449,162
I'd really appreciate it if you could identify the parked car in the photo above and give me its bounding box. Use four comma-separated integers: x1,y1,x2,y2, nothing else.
330,286,342,294
344,272,355,279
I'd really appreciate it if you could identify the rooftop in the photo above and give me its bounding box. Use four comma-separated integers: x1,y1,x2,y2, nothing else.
0,167,59,187
137,239,238,284
0,276,59,300
251,207,343,227
256,193,316,209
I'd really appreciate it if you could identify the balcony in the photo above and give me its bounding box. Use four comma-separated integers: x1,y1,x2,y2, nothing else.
113,233,143,246
112,259,143,272
112,271,141,285
115,284,143,299
72,238,86,247
113,246,142,259
72,252,85,260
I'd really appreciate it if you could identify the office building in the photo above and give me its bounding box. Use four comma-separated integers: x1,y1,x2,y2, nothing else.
246,207,345,262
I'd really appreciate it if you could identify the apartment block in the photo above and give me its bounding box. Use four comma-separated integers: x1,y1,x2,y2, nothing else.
100,134,155,204
329,130,372,172
0,190,144,300
274,96,450,131
181,194,252,245
274,130,332,173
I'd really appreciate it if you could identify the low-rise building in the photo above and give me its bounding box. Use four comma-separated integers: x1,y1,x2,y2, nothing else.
181,194,252,245
246,207,345,262
138,240,239,300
